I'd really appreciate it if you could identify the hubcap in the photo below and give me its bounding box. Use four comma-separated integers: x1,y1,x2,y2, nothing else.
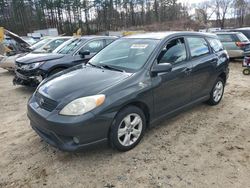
118,113,143,147
213,81,223,102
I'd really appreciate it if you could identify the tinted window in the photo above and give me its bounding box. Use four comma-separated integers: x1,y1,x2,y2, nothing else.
80,40,104,53
217,34,235,42
207,38,224,52
158,38,187,64
187,37,209,58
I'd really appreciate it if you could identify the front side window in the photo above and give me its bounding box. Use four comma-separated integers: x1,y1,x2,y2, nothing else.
89,38,159,72
105,39,115,46
80,40,104,53
58,39,85,54
43,39,68,52
187,37,209,58
207,38,224,53
158,38,187,64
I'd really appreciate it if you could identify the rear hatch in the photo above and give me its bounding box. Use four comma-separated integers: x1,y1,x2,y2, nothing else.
236,33,250,51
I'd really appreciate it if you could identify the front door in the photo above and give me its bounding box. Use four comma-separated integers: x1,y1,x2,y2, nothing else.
152,37,193,118
73,39,105,65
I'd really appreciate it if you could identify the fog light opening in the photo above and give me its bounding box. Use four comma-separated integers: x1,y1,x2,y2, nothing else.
73,137,80,144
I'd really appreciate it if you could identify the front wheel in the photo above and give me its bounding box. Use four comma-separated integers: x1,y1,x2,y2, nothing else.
109,106,146,151
207,78,225,105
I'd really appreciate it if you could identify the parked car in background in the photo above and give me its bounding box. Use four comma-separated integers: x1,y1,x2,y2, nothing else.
216,32,250,58
21,37,38,45
31,36,71,53
230,28,250,40
0,37,72,71
27,32,229,152
13,36,117,87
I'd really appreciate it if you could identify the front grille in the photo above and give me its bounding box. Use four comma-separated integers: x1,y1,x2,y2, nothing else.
35,92,58,112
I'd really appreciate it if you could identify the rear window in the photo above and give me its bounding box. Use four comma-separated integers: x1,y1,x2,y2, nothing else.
186,37,209,58
217,34,235,42
207,38,224,52
237,33,249,42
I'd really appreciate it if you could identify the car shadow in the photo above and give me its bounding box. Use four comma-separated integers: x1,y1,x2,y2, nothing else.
14,86,35,95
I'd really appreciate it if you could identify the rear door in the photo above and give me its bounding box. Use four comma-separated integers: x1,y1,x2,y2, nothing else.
186,36,217,100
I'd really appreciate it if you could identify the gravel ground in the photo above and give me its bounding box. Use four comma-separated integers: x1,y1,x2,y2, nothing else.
0,62,250,188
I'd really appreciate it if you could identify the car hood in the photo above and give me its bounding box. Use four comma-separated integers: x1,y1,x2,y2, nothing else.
16,53,65,64
37,65,132,102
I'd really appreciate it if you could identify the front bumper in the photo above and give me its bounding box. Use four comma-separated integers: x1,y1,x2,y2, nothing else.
13,69,43,87
27,95,114,151
0,61,15,71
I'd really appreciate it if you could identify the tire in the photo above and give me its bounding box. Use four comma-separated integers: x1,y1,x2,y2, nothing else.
243,68,250,75
207,77,225,106
48,68,65,77
109,106,146,151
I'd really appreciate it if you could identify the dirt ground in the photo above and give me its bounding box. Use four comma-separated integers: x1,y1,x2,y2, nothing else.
0,62,250,188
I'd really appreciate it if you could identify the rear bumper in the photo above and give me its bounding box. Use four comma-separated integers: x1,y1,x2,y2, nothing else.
27,95,114,151
227,50,244,58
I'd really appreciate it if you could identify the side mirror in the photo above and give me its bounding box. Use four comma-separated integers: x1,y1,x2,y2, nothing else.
79,50,90,58
151,63,172,75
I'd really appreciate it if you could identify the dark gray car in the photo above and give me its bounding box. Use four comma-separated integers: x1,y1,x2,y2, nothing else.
27,32,229,152
13,36,117,86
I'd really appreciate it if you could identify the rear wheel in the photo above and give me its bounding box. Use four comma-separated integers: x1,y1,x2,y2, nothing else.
207,77,225,105
109,106,146,151
243,68,250,75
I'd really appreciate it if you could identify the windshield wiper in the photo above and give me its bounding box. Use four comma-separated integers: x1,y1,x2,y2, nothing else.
102,65,124,72
88,62,103,69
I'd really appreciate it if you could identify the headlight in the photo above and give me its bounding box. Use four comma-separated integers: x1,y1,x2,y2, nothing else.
22,61,45,70
59,94,105,116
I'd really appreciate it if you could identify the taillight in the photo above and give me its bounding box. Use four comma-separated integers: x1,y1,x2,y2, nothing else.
236,42,247,48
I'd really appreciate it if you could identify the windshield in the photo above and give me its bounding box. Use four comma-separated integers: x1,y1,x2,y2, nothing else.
58,38,85,54
30,38,51,50
88,38,159,72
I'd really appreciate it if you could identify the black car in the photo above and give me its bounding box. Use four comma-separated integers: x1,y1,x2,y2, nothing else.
27,32,229,152
13,36,117,87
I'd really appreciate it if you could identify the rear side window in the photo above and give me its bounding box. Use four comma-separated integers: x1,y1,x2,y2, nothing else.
217,34,235,42
207,38,224,52
186,37,209,58
237,33,249,42
239,30,250,39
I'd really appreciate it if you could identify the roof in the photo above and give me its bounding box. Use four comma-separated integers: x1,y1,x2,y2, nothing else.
124,31,217,39
215,32,242,35
80,35,118,40
233,27,250,30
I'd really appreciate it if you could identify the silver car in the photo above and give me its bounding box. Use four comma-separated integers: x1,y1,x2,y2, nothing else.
216,32,250,58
